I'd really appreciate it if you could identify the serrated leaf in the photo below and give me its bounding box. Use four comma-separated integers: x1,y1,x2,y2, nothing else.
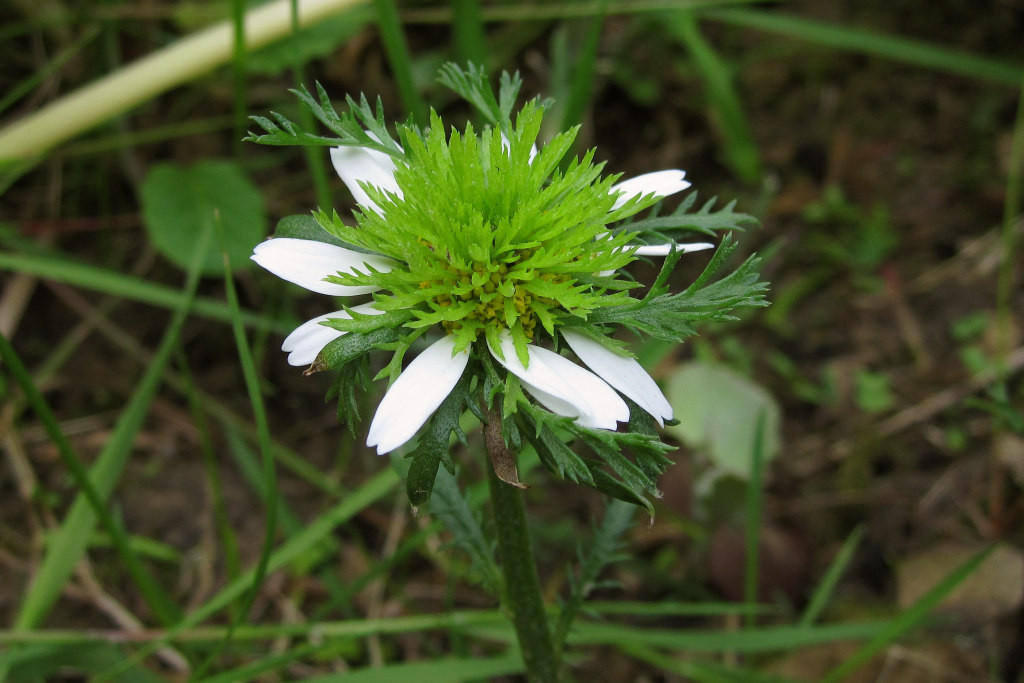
516,400,671,510
555,500,636,651
586,465,654,515
579,430,661,498
325,356,370,432
518,404,593,485
246,83,404,155
428,468,501,593
617,194,759,240
586,236,769,341
141,161,265,275
437,62,519,129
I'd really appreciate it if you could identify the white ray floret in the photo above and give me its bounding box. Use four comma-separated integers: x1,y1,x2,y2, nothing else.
595,241,715,277
281,303,386,367
366,335,470,454
251,238,395,296
610,170,692,211
330,144,402,215
561,329,673,426
632,241,715,257
488,332,628,430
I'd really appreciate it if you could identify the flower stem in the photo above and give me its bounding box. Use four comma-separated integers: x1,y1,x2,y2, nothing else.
484,406,560,682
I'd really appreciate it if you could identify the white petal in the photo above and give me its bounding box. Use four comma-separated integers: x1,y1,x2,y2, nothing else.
598,240,715,269
610,170,691,211
500,133,538,164
487,332,627,430
632,241,715,257
281,303,385,367
330,144,401,215
562,330,673,426
366,335,470,455
251,238,394,296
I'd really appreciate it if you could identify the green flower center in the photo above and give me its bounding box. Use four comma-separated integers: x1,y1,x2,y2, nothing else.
421,256,570,340
318,102,657,353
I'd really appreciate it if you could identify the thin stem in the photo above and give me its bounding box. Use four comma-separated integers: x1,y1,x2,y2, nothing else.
484,406,559,682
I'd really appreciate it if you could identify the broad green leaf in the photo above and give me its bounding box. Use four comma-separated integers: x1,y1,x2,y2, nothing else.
141,160,265,275
664,362,780,476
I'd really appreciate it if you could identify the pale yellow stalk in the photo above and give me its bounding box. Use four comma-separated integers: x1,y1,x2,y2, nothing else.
0,0,366,161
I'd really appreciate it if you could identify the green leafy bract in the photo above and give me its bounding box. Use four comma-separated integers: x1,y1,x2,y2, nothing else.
615,193,759,241
585,234,770,341
245,82,405,155
518,401,675,514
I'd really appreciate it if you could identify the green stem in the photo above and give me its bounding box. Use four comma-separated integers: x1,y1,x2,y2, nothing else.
484,407,559,682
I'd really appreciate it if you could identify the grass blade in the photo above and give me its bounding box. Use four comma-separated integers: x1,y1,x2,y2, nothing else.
0,607,508,647
821,545,995,682
0,27,100,117
0,335,180,627
12,224,210,631
584,601,775,617
452,0,487,68
622,643,800,682
556,0,607,131
95,468,400,680
372,0,426,123
231,0,249,153
570,618,888,652
704,8,1024,87
190,217,280,677
0,248,283,333
194,642,326,683
301,652,524,682
666,10,761,183
800,525,865,626
0,0,372,161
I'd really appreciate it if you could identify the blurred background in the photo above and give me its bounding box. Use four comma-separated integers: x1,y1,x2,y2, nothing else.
1,0,1023,680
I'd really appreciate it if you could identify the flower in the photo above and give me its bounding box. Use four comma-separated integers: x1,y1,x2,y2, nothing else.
253,110,714,454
